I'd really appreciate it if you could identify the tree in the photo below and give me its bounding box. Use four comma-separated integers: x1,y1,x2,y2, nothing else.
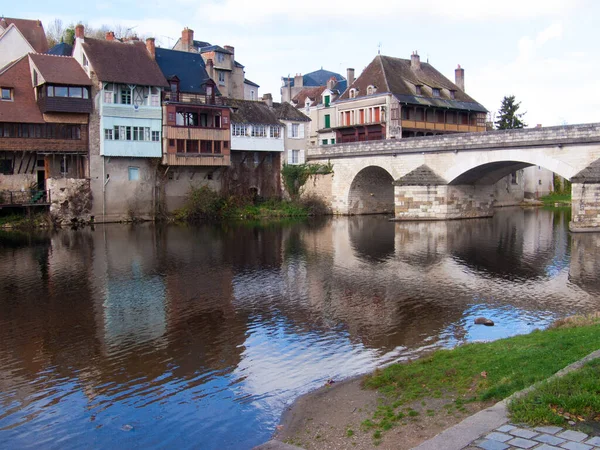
45,18,65,47
495,95,527,129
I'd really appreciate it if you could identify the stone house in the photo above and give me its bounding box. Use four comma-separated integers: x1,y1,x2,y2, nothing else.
153,41,232,211
271,98,311,165
172,28,257,100
72,25,169,222
281,68,346,104
0,53,91,213
0,17,48,70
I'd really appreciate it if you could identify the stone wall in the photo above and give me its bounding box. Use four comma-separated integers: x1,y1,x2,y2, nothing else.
160,166,222,213
571,183,600,232
302,173,333,202
47,178,92,224
394,184,495,220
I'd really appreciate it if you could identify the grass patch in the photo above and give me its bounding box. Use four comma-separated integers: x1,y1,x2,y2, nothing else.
361,321,600,437
509,359,600,426
540,193,571,206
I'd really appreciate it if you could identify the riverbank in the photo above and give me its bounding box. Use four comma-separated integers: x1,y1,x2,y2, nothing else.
275,314,600,449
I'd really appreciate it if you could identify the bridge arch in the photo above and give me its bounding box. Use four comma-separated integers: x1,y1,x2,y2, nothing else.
444,150,577,185
348,166,394,215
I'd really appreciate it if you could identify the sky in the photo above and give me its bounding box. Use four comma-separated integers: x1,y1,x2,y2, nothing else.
7,0,600,127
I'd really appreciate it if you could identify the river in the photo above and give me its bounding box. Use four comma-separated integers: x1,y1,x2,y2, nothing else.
0,207,599,449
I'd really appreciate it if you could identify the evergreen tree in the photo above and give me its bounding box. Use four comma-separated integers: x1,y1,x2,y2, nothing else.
495,95,527,129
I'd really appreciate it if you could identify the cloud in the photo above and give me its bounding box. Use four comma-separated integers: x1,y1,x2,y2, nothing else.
517,23,564,62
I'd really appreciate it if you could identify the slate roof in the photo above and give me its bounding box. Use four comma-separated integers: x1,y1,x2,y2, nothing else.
29,53,92,86
224,98,281,125
272,102,310,122
338,55,487,113
244,78,260,88
47,42,73,56
0,56,44,123
155,47,216,95
200,45,233,55
284,69,345,88
393,165,448,186
0,17,48,53
82,38,168,87
192,39,211,50
571,159,600,183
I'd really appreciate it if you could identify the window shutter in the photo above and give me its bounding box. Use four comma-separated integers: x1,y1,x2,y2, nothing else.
299,124,305,138
299,149,305,164
287,124,292,138
287,150,293,164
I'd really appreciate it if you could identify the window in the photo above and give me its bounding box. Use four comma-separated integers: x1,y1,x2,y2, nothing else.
152,131,160,142
121,86,131,105
252,125,266,137
218,72,226,85
83,54,88,67
150,87,160,107
511,172,518,185
33,70,38,86
251,90,255,100
176,110,199,127
60,157,69,175
0,159,13,174
128,167,140,181
450,90,456,100
270,126,281,138
432,88,441,97
292,149,299,164
322,139,328,145
324,114,331,129
169,139,175,147
367,85,375,95
104,128,113,140
233,123,247,136
177,139,185,153
216,52,225,63
415,85,422,95
324,95,330,107
214,141,221,154
132,127,143,141
349,88,356,99
330,138,335,144
291,123,299,138
187,140,199,153
69,87,83,98
1,87,12,101
104,84,114,104
215,115,221,128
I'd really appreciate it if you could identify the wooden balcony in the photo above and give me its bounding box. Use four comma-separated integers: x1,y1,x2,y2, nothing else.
37,96,93,114
401,120,485,133
162,153,230,167
165,127,229,141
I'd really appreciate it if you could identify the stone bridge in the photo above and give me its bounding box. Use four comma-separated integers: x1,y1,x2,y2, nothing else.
306,123,600,232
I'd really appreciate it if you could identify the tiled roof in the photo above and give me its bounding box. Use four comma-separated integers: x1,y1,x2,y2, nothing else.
29,53,92,86
292,86,326,107
225,98,281,125
244,78,260,88
82,38,168,87
155,47,215,95
47,42,73,56
393,165,447,186
272,102,310,122
338,55,487,113
1,17,48,53
0,56,44,123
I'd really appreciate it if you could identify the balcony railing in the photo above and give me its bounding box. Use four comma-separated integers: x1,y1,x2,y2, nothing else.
162,153,230,167
0,190,51,206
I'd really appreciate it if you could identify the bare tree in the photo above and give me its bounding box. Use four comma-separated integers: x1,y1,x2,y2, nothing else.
45,18,65,47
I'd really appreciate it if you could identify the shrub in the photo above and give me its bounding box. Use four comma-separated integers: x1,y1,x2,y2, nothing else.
181,186,227,222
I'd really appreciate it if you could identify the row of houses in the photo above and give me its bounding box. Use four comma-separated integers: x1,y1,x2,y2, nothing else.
0,20,310,222
0,17,553,222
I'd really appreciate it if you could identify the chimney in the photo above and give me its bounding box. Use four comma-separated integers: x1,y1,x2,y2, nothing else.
262,93,273,107
294,73,303,88
411,51,421,70
75,24,85,40
224,45,234,57
146,37,156,59
455,64,465,92
206,58,214,79
347,68,355,87
105,31,115,41
181,27,194,52
36,20,42,27
0,17,7,29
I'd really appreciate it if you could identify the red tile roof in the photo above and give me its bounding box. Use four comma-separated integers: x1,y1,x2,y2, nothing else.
82,38,168,87
1,17,49,53
29,53,92,86
0,56,44,123
292,86,326,108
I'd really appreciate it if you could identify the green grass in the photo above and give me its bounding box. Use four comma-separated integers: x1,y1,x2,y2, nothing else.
509,358,600,426
539,193,571,205
361,321,600,436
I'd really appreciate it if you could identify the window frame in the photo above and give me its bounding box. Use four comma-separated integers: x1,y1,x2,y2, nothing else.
1,87,12,101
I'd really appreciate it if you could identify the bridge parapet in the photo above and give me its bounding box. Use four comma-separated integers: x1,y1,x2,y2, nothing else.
308,122,600,159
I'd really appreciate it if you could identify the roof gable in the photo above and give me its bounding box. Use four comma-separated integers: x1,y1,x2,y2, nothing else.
0,56,44,123
82,38,168,87
272,102,310,122
29,53,92,86
292,86,326,108
1,17,48,53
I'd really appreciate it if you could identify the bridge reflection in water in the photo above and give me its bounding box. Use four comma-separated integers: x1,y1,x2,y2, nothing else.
0,208,598,449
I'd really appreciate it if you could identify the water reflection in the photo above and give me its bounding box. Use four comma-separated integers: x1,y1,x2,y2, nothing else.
0,208,599,449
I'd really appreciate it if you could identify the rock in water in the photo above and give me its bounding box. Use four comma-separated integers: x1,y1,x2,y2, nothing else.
474,317,494,326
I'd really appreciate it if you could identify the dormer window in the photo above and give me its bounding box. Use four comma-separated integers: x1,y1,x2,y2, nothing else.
432,88,441,97
367,85,376,95
450,90,456,99
1,87,13,101
415,85,422,95
349,88,357,99
216,52,225,63
324,94,330,107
